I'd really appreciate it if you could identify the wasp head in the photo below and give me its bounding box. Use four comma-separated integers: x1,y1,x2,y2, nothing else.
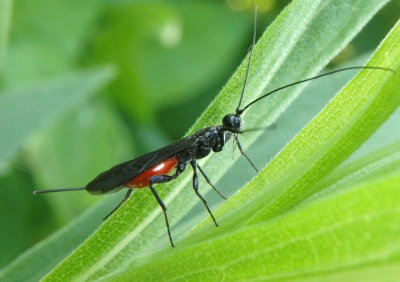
222,113,242,132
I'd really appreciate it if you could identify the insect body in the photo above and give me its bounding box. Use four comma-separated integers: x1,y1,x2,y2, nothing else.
34,8,394,247
87,125,235,247
34,124,240,247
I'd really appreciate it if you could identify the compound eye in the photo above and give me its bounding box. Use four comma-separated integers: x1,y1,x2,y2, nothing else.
222,114,241,131
222,114,234,128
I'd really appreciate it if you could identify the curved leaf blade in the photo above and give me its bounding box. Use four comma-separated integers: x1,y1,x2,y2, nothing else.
0,194,123,282
311,140,400,201
113,171,400,281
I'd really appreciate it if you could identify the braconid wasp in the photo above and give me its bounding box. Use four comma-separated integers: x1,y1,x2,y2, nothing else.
34,7,394,247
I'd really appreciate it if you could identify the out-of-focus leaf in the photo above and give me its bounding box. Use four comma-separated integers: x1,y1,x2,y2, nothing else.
27,101,135,222
2,0,103,85
91,1,250,122
0,167,54,269
0,0,12,71
0,66,115,168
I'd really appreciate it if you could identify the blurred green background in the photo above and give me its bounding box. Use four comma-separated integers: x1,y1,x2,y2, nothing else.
0,0,398,270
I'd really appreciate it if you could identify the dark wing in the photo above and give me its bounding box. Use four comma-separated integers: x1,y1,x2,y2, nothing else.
85,137,194,194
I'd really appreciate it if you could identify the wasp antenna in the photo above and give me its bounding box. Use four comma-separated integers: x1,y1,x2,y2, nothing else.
236,5,257,115
239,66,395,113
33,187,85,195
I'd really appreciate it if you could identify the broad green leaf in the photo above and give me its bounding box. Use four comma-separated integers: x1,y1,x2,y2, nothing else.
43,0,391,280
0,0,12,71
292,262,400,282
312,140,400,200
350,106,400,160
0,67,115,167
113,171,400,281
0,193,123,282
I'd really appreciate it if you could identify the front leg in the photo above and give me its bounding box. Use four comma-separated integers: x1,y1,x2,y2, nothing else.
234,134,259,172
149,161,186,247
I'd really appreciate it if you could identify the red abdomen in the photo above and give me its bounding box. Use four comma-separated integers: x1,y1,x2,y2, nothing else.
125,157,179,188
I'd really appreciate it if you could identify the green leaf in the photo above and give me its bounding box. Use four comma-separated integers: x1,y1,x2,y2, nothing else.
2,0,103,85
0,0,12,71
41,0,392,280
114,170,400,281
0,67,115,167
350,106,400,160
0,193,124,282
311,140,400,201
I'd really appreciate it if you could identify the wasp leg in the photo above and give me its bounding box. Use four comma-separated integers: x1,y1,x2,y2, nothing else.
103,189,133,221
234,134,259,173
149,161,186,247
190,161,219,227
148,184,174,247
197,164,226,200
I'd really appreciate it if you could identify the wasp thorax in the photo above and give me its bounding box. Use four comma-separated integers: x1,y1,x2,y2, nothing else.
222,114,242,132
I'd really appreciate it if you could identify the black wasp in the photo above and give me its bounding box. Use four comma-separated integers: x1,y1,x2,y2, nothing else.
34,7,392,247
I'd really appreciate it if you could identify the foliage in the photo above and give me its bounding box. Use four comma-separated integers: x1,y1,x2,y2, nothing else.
0,0,399,281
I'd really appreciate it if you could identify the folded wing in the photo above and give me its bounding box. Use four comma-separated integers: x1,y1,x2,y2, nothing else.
85,137,194,194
